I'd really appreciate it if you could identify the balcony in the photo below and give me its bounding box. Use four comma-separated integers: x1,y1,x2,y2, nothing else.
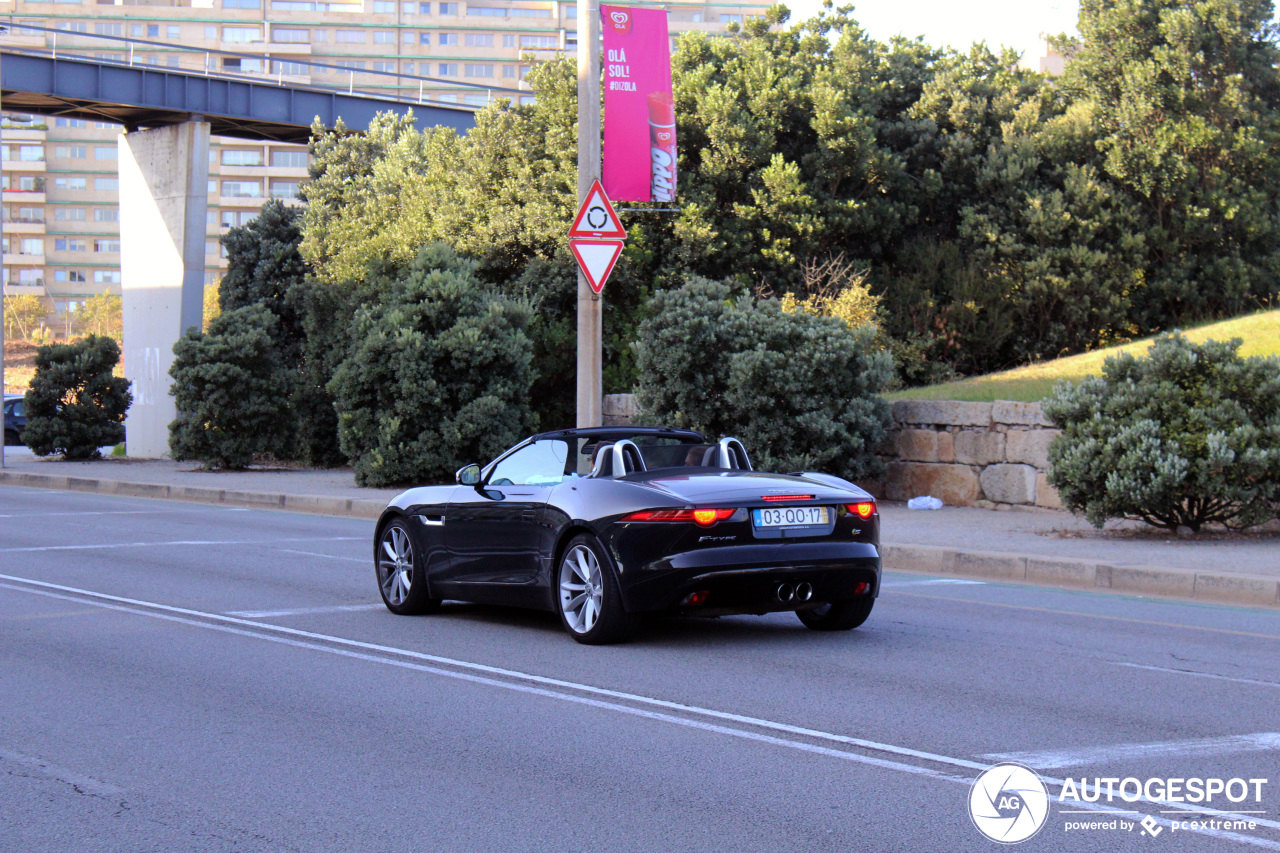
1,161,47,173
233,41,314,56
2,221,46,234
2,283,47,297
3,253,45,265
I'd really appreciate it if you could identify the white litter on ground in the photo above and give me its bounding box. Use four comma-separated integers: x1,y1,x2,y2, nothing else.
907,496,944,510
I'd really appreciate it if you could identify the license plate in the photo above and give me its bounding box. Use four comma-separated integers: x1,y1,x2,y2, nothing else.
752,506,829,528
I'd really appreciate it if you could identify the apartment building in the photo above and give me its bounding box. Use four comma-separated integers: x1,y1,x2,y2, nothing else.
0,0,765,328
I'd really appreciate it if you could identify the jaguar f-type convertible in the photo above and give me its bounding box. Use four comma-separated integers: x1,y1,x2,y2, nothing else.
373,427,881,644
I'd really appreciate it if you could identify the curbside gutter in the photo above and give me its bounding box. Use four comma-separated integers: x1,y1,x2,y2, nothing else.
3,470,1275,610
881,544,1280,610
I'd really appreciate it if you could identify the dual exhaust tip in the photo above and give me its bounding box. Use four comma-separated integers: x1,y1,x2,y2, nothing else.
776,582,813,603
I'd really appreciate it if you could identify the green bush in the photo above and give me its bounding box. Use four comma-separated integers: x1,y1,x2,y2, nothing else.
1044,334,1280,531
23,335,131,460
168,305,293,469
633,277,894,481
328,244,537,487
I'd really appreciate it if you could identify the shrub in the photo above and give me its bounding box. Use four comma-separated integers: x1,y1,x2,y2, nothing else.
168,305,293,469
23,335,131,460
1044,333,1280,531
633,277,894,481
328,244,537,487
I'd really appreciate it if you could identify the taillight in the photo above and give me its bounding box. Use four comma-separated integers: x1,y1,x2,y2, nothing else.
622,508,737,526
762,494,814,502
847,501,876,519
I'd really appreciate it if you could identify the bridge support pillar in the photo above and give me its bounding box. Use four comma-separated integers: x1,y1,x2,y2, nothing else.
118,119,210,458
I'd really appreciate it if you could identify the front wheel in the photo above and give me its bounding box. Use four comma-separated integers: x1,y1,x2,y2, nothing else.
556,535,638,645
376,519,440,615
796,597,875,631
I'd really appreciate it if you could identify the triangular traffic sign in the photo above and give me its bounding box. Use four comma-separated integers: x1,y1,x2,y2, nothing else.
569,238,624,294
569,180,627,239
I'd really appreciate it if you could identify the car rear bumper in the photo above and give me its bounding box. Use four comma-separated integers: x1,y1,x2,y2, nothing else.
619,542,881,614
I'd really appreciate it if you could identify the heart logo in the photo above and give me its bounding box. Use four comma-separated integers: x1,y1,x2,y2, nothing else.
608,9,631,33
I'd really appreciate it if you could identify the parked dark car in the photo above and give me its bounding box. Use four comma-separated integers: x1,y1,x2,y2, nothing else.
3,394,26,446
374,427,881,644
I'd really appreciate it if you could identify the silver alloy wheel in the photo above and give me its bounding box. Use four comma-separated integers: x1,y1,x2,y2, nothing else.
379,526,414,606
558,544,604,634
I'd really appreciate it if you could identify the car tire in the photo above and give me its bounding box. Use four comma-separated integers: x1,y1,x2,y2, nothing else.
796,597,875,631
376,518,441,615
555,534,638,645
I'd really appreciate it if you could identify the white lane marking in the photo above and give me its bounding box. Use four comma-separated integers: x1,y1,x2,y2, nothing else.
1,573,1278,849
276,549,367,564
0,536,362,554
881,579,986,587
985,733,1280,770
227,603,385,618
1114,662,1280,690
0,747,127,798
0,509,238,519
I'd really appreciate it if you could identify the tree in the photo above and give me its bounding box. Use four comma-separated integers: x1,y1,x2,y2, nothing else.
3,294,49,340
633,276,893,480
23,335,131,460
77,292,123,338
328,244,537,487
168,305,293,470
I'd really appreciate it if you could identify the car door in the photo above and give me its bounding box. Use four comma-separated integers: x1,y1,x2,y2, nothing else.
441,439,570,595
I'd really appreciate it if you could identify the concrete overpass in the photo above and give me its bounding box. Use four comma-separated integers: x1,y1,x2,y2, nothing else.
2,41,488,456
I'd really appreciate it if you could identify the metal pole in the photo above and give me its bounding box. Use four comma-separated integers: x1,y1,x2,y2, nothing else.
575,0,601,428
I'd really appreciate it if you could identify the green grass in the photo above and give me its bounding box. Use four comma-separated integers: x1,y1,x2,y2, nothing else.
886,308,1280,403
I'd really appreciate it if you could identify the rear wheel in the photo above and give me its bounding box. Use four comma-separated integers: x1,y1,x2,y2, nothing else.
796,597,875,631
376,519,440,615
556,535,637,645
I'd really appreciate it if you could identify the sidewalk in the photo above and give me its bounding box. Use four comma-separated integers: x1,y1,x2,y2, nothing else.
1,452,1277,609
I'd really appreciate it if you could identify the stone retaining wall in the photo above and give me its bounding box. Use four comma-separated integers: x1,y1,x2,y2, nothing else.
594,394,1063,509
881,400,1062,509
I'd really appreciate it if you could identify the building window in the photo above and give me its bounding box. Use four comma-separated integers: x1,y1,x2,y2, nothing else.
373,61,395,72
55,21,89,32
94,209,121,222
55,270,88,283
403,1,415,12
270,180,301,199
53,145,87,160
438,63,457,76
205,240,218,256
20,238,45,256
438,2,457,13
222,57,264,72
419,32,431,44
94,239,121,253
373,30,396,43
55,177,89,190
205,26,217,40
503,64,516,78
438,32,458,45
373,0,395,10
222,26,261,42
224,0,263,8
335,29,366,42
94,147,118,160
502,33,515,47
221,210,257,228
221,181,262,198
467,5,549,15
464,93,488,106
94,177,119,192
334,60,366,70
14,207,44,223
14,145,44,162
270,149,308,168
206,210,218,226
719,13,742,23
94,270,123,284
419,2,431,11
222,149,264,166
464,63,494,77
464,33,493,47
312,28,328,41
208,180,218,194
566,3,576,18
55,117,88,128
273,28,310,43
17,269,43,285
437,93,458,103
168,25,180,38
519,34,555,48
273,60,309,75
402,32,415,44
55,208,87,221
54,239,88,252
402,61,415,73
94,22,123,36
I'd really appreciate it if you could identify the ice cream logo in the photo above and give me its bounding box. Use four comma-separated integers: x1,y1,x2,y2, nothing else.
608,9,632,33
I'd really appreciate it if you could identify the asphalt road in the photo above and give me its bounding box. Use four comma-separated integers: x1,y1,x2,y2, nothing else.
2,485,1278,853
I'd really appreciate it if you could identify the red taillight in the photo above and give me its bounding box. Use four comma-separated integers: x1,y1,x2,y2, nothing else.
762,494,814,502
847,501,876,519
622,507,736,526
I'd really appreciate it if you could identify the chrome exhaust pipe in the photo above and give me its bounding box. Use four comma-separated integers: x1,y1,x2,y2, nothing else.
775,583,795,602
795,582,813,602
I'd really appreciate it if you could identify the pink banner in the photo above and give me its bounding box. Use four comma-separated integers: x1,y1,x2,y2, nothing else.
601,5,676,203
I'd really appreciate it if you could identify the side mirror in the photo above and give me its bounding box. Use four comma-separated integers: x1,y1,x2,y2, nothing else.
456,463,482,486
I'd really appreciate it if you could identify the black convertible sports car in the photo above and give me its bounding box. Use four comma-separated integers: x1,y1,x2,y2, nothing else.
373,427,881,644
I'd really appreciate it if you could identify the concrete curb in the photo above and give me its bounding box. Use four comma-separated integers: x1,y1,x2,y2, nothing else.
4,470,1275,610
881,544,1280,610
0,470,386,521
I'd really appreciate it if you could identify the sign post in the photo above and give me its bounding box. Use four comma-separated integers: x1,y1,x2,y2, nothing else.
575,0,603,428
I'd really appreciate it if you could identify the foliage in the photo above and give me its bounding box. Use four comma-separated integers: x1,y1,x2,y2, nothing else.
168,305,293,470
328,244,537,487
23,335,131,460
77,292,123,338
1044,334,1280,531
218,200,339,466
4,294,49,339
633,277,893,480
778,255,882,331
202,281,221,333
